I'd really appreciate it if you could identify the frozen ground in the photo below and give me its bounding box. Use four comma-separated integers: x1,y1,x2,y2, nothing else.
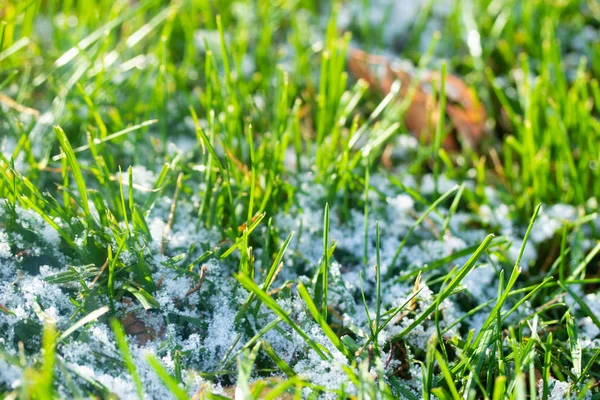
1,145,597,397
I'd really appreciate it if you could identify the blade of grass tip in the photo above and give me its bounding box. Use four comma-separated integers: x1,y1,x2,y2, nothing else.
434,268,454,363
238,231,295,322
542,332,553,400
431,387,453,400
110,318,144,400
128,166,134,219
514,372,527,400
359,271,374,339
433,61,447,196
53,120,158,161
502,276,554,323
0,21,6,67
322,203,330,320
108,234,128,312
214,332,243,373
18,194,79,250
143,162,170,216
260,340,296,377
424,336,437,399
122,283,160,310
215,15,232,84
393,234,494,340
398,30,439,113
441,183,465,237
242,318,283,353
528,341,537,400
262,231,294,293
515,204,542,269
58,306,109,342
297,282,351,359
559,223,568,282
380,287,422,332
245,123,255,166
453,350,489,400
238,229,251,278
492,376,506,400
60,148,70,208
236,342,261,399
248,167,256,227
146,354,187,400
54,126,90,216
565,312,581,379
118,166,130,236
464,266,523,392
220,212,265,259
316,48,329,146
234,273,329,360
441,298,495,335
0,70,18,93
347,80,401,149
355,283,423,356
569,241,600,280
374,222,382,354
576,347,600,386
218,318,283,372
193,116,237,229
53,0,155,68
435,351,460,400
360,122,402,158
494,269,506,382
35,321,57,398
262,376,306,400
125,5,177,48
389,185,460,272
363,164,370,267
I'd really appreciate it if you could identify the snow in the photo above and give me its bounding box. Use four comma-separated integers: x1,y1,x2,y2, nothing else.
0,231,11,259
536,377,591,400
0,361,21,388
0,167,595,398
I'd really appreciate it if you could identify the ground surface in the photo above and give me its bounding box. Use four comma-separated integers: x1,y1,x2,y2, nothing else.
1,0,600,399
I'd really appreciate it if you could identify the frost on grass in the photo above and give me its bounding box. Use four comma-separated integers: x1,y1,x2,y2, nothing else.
536,377,593,400
0,167,595,398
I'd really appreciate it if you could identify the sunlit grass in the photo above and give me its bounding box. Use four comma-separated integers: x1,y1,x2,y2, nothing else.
0,0,599,398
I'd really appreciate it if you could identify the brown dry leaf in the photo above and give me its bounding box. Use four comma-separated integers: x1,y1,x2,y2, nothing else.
391,271,422,326
120,298,166,346
221,378,296,399
424,72,487,149
348,48,486,152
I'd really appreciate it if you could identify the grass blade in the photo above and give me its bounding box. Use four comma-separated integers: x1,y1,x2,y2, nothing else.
234,273,329,360
110,318,144,400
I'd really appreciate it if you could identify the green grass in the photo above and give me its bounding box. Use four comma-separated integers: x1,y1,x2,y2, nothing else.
0,0,599,399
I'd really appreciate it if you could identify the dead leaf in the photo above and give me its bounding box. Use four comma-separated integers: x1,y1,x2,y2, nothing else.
121,298,166,346
391,271,421,326
221,378,296,399
348,48,486,152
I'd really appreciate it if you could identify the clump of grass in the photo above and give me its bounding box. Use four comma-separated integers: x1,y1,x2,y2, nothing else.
1,1,599,399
